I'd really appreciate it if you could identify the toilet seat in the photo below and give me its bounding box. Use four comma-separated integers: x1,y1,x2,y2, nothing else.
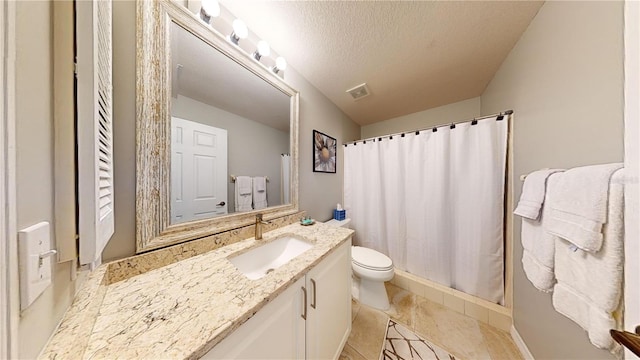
353,261,393,271
352,246,393,271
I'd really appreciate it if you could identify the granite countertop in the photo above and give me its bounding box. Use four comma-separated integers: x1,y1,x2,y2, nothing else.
40,222,354,359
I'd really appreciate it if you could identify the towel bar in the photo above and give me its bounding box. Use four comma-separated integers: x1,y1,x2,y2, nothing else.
230,175,270,183
519,168,551,182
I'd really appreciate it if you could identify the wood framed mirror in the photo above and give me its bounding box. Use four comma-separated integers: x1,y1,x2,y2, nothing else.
136,0,299,253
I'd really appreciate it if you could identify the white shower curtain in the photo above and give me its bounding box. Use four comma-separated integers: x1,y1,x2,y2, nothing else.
281,154,291,204
344,116,508,304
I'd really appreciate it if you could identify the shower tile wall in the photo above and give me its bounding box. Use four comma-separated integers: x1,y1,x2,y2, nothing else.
391,269,513,331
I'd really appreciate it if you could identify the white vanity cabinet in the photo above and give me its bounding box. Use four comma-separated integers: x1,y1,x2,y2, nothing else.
203,238,352,359
305,240,352,359
201,276,306,359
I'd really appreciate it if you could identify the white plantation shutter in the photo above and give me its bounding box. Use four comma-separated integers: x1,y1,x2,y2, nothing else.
77,0,114,267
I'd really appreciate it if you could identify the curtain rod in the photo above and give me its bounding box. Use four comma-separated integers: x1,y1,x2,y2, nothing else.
343,109,513,146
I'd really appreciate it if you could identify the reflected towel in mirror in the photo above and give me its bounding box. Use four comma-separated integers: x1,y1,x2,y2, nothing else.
235,176,253,212
236,176,252,195
253,176,268,210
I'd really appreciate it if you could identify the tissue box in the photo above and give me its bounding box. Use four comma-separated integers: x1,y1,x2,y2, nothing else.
333,209,346,221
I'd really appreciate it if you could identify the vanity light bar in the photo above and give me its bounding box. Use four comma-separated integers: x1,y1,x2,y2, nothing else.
192,1,287,77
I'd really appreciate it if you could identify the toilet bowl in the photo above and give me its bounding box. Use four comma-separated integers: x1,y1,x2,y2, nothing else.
324,218,394,310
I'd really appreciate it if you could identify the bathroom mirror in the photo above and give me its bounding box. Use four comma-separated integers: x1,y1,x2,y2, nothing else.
136,0,299,253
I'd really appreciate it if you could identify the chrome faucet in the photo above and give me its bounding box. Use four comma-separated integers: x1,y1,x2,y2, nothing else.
255,213,270,240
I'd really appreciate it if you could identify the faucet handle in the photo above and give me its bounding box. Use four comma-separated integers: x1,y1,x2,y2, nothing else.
256,213,269,224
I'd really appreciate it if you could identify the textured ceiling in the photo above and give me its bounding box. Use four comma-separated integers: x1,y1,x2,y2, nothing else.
219,0,543,125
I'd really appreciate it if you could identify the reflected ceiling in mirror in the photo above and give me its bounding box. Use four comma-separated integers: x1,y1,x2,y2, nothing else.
170,22,290,132
136,0,299,253
169,23,291,225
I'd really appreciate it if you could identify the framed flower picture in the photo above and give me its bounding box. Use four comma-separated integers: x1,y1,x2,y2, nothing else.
313,130,337,173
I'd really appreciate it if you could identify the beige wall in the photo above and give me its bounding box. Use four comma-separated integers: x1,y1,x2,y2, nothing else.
103,1,360,260
103,0,137,261
481,1,624,359
360,97,480,139
15,1,78,358
286,67,361,223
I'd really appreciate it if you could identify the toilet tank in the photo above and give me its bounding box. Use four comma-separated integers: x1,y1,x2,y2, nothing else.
324,218,351,229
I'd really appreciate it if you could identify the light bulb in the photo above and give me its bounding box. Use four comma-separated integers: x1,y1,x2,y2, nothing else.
201,0,220,17
257,41,270,57
273,57,287,74
229,19,248,45
253,40,270,61
233,19,248,39
275,57,287,71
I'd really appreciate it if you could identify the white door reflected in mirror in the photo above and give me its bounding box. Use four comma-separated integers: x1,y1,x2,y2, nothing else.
171,117,228,224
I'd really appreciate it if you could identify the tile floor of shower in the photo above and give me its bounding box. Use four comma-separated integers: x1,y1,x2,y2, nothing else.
339,283,523,360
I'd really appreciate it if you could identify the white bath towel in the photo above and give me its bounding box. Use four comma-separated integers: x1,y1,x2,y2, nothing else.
235,176,253,212
252,176,268,210
520,174,561,292
545,163,623,252
552,169,624,353
514,169,564,220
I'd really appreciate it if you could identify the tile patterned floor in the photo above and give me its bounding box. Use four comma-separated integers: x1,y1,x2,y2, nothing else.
382,320,456,360
339,283,523,360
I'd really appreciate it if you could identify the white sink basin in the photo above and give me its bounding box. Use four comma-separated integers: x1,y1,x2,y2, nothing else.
229,236,314,280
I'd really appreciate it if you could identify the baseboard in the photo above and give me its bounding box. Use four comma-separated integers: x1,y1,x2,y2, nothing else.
510,325,535,360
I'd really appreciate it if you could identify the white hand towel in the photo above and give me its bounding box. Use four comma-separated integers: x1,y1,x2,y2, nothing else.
545,163,623,252
520,173,561,292
552,169,624,353
255,177,266,192
514,169,564,220
235,176,253,212
236,176,252,196
252,176,268,210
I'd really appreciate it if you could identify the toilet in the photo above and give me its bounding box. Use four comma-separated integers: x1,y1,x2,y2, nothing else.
324,218,394,310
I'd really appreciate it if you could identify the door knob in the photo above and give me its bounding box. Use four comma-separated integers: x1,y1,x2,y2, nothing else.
216,201,226,207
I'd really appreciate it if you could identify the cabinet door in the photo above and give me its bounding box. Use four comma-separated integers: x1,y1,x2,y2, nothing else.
306,239,352,360
202,277,306,359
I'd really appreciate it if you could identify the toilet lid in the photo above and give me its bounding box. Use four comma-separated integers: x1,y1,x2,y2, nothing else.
352,246,393,270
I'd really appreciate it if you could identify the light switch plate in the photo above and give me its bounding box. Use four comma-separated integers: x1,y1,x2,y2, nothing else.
18,222,54,310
